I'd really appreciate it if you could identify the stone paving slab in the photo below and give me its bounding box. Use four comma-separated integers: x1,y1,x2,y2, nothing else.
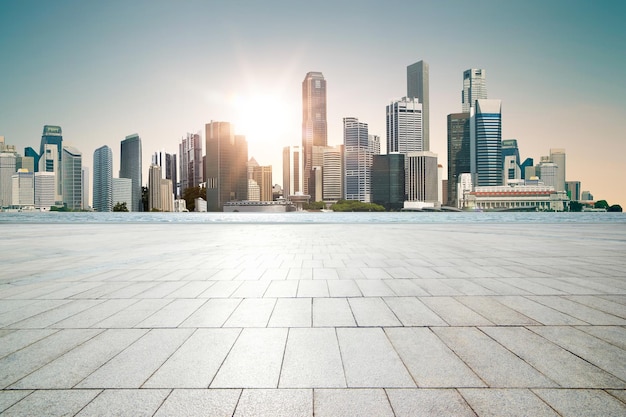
1,222,626,415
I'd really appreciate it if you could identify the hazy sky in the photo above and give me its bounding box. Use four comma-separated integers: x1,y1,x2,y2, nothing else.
1,0,625,206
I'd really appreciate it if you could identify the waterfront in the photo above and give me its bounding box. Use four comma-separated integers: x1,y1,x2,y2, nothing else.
1,211,625,224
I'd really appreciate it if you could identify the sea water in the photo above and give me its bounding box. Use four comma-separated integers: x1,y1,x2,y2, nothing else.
1,211,624,224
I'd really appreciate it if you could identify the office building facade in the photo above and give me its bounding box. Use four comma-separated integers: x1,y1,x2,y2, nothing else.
34,172,55,210
407,60,429,150
387,97,423,154
62,146,82,210
550,148,566,192
93,145,113,212
120,134,142,212
39,125,63,199
322,146,343,201
12,170,34,208
205,121,248,211
371,153,405,210
447,112,471,206
344,117,376,203
302,72,327,195
179,132,203,193
0,153,16,208
282,145,303,197
462,69,487,112
112,178,132,210
471,99,502,186
406,151,438,202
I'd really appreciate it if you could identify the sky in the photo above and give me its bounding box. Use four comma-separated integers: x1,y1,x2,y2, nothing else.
1,0,625,207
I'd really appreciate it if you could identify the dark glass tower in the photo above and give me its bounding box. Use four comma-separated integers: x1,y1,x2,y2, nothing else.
302,72,327,196
371,154,405,211
407,60,429,151
120,134,142,212
447,113,471,206
205,121,248,211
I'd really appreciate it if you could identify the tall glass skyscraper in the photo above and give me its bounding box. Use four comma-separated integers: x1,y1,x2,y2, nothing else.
302,72,327,196
344,117,377,203
471,99,502,186
62,145,82,210
447,113,471,206
93,145,113,212
407,60,429,151
120,134,142,212
462,69,487,112
205,121,248,211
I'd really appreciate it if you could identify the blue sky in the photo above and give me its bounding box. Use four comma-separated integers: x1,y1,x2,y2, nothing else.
1,0,625,205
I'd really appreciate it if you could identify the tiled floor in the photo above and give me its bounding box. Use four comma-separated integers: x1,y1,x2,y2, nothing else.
1,222,625,416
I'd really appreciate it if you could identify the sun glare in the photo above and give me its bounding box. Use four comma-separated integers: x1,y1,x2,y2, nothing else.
231,93,296,146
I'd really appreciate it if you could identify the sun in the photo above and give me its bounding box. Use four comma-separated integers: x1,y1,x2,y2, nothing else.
231,93,297,146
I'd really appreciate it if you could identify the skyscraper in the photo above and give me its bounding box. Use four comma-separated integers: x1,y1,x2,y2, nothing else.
120,134,142,212
322,146,343,201
39,125,63,200
462,69,487,112
148,164,162,211
205,121,248,211
371,153,405,210
282,145,303,197
406,152,438,202
344,117,377,203
447,113,471,206
179,132,203,193
62,145,82,210
24,147,40,172
0,153,17,208
93,145,113,212
302,72,327,195
386,97,423,154
12,170,34,208
502,139,521,183
251,164,273,202
39,144,61,204
549,148,566,192
471,99,502,186
407,60,429,151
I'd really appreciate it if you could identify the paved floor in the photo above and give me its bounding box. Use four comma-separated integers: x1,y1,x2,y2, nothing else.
0,221,625,416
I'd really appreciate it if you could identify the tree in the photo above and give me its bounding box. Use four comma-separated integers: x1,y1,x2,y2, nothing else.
608,204,623,212
330,200,385,212
113,202,129,212
182,185,206,212
568,201,583,212
141,186,149,212
594,200,609,210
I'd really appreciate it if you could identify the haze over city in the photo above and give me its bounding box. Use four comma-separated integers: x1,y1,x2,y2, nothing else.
1,0,624,206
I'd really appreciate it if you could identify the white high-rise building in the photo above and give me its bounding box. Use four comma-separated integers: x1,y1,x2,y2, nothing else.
323,146,343,201
93,145,113,212
344,117,378,203
462,69,487,112
248,179,260,201
112,178,132,211
0,152,16,208
39,144,61,204
386,97,423,154
82,167,89,210
406,151,438,202
550,148,566,192
282,145,303,196
62,146,82,210
34,172,55,210
540,161,558,188
12,170,34,208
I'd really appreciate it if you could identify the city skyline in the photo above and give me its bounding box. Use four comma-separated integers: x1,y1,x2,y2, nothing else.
1,1,624,206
